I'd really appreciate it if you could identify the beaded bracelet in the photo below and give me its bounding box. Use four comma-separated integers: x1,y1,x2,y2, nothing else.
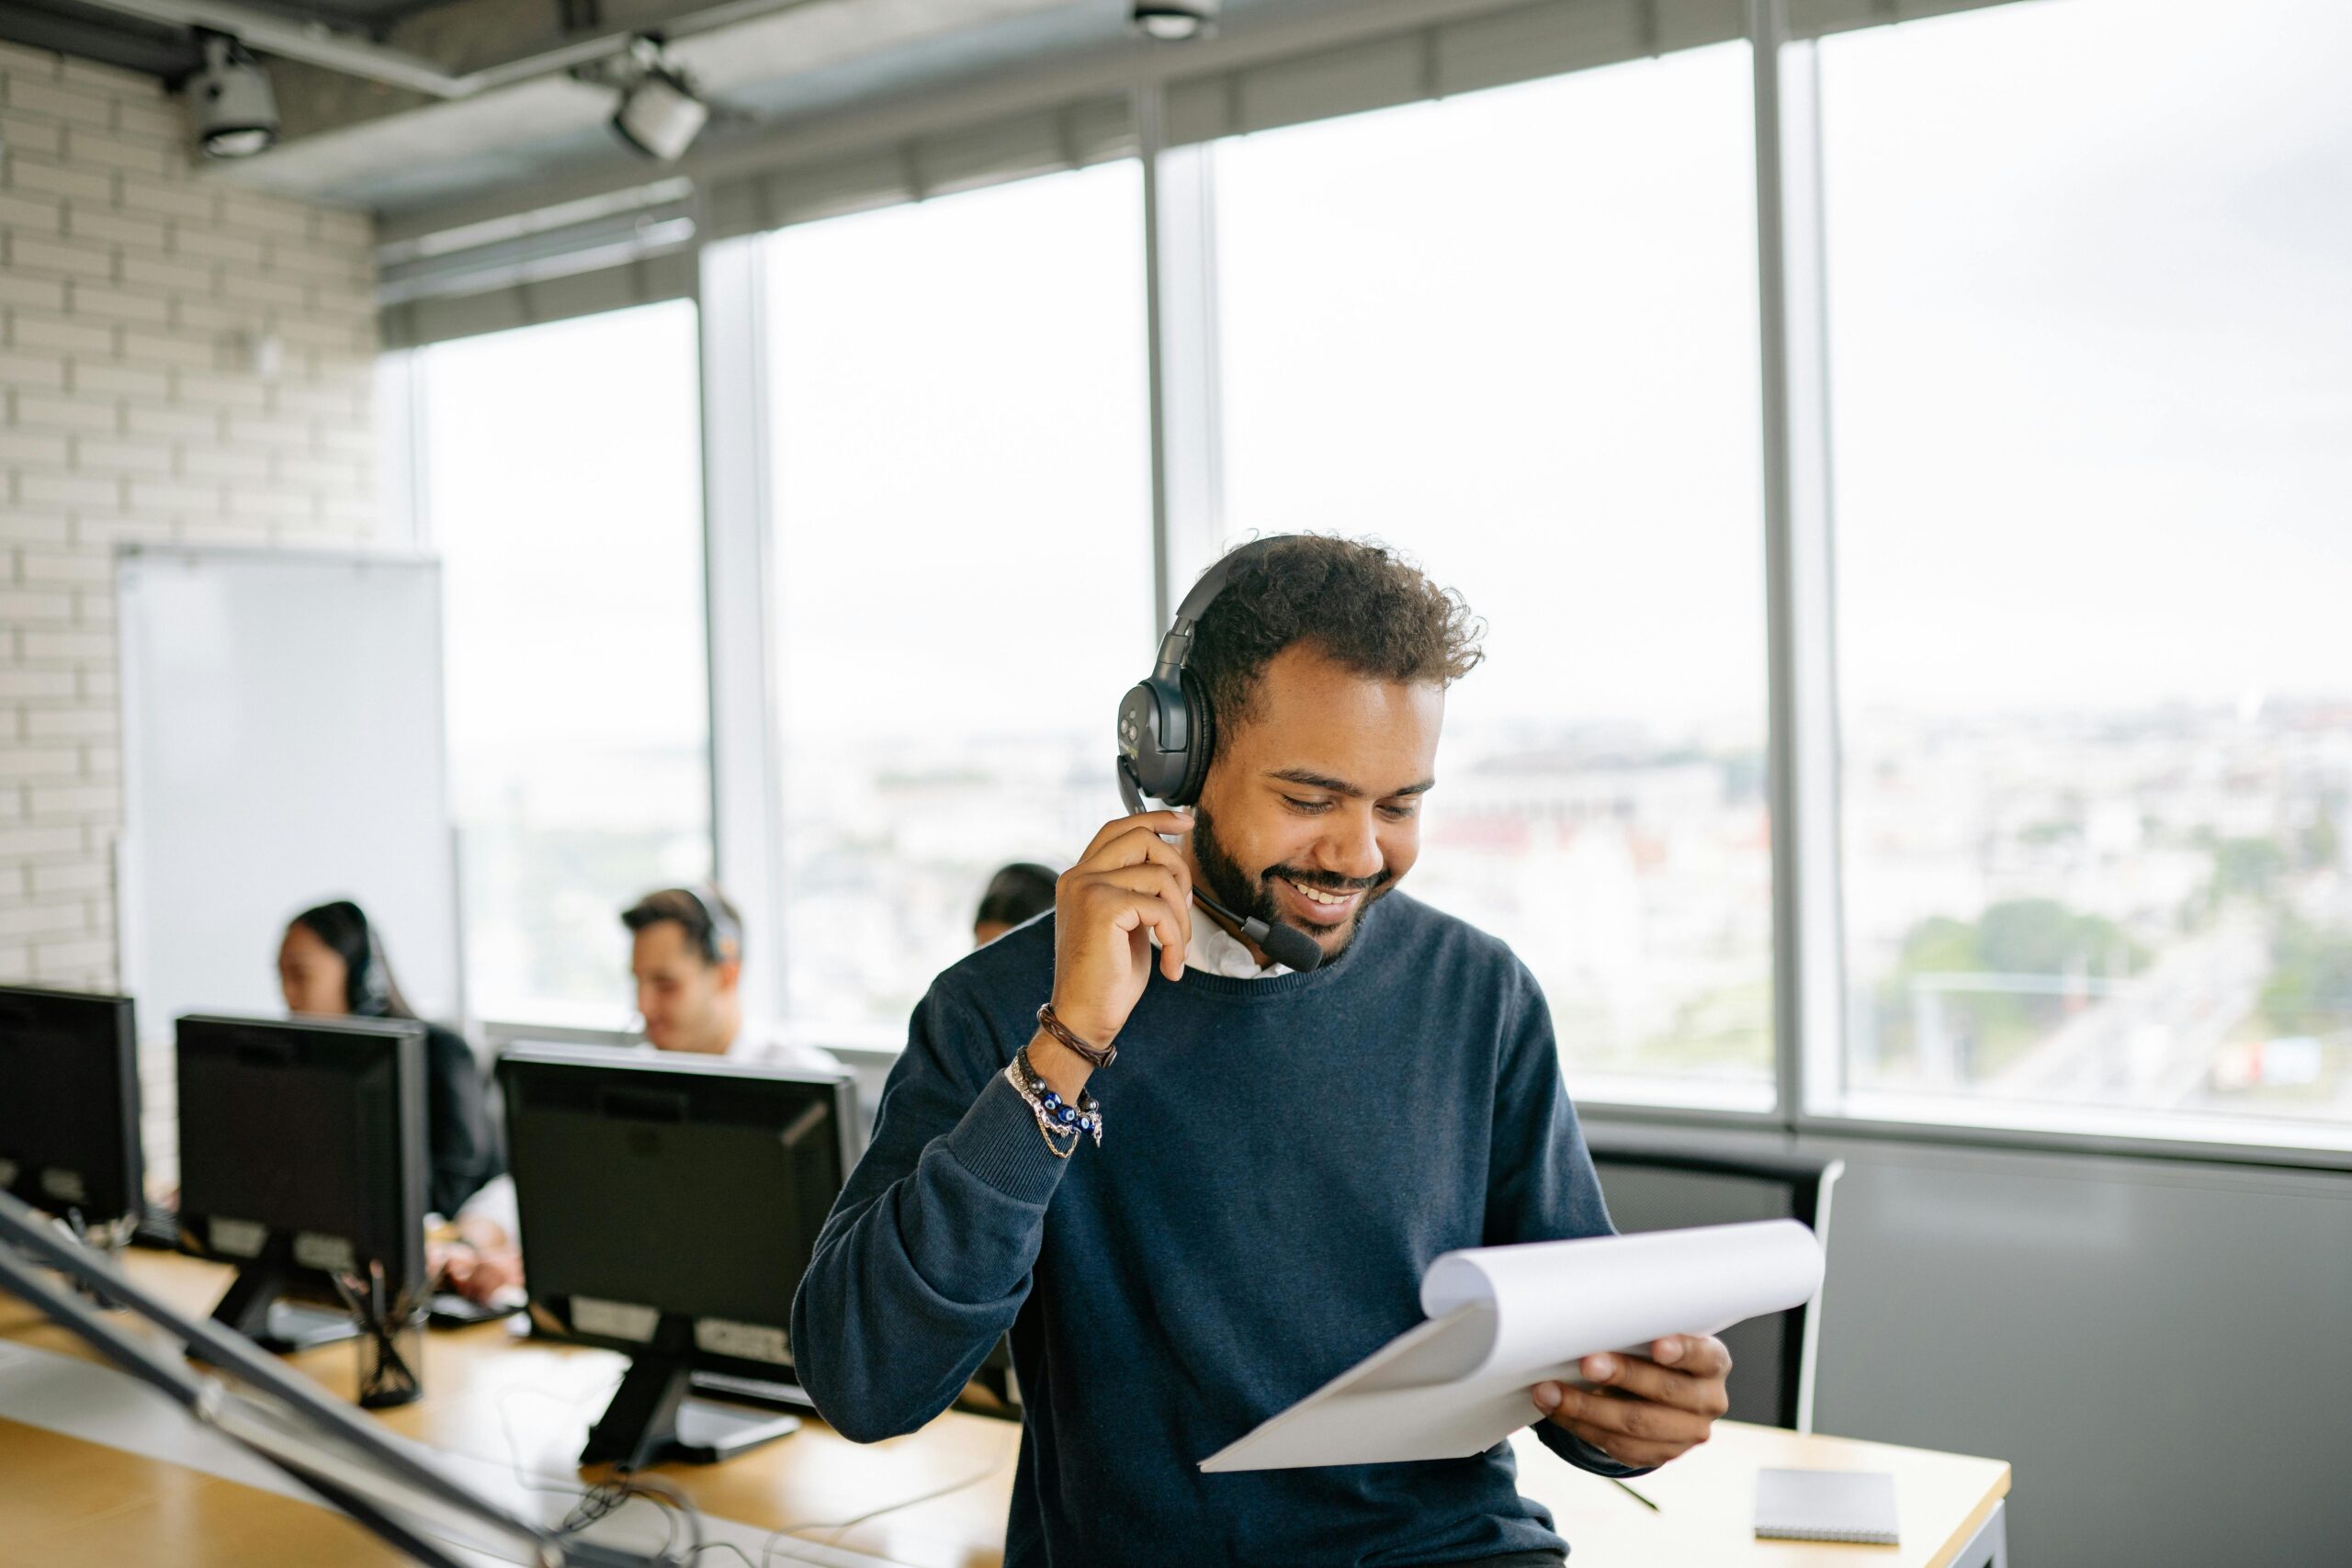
1004,1043,1104,1157
1012,1044,1103,1153
1007,1058,1081,1159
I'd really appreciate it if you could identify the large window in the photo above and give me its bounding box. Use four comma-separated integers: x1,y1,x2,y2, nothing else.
1214,47,1772,1103
419,302,713,1023
763,164,1154,1036
1822,0,2352,1138
377,0,2352,1158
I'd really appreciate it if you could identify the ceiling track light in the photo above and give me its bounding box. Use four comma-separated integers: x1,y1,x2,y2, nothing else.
606,35,709,163
188,28,279,159
1132,0,1219,42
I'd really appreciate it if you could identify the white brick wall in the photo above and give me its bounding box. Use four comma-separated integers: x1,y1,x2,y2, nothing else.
0,39,381,992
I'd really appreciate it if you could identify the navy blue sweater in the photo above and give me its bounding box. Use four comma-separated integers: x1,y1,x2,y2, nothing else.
791,892,1634,1566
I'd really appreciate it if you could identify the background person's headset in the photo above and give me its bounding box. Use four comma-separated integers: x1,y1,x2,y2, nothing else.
341,902,395,1016
677,884,742,966
1116,537,1324,974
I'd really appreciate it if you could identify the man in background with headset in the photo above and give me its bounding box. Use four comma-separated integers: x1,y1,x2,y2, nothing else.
618,886,840,1072
439,885,837,1303
794,536,1732,1567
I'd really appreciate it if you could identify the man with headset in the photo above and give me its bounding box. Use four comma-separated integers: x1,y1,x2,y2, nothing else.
618,886,840,1072
439,885,838,1303
793,536,1732,1567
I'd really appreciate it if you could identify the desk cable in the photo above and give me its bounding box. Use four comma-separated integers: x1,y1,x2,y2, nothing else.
729,1444,1018,1568
496,1377,690,1562
491,1378,1013,1568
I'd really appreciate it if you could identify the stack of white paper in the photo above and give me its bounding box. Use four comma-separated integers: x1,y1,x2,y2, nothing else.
1200,1219,1824,1472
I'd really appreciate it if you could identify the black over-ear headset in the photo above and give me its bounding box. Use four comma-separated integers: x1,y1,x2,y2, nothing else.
1116,537,1324,974
345,903,393,1016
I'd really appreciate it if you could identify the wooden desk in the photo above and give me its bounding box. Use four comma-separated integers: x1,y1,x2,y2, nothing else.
1510,1426,2008,1568
0,1253,2008,1568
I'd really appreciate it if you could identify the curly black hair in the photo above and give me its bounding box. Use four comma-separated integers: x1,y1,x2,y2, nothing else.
1188,534,1485,739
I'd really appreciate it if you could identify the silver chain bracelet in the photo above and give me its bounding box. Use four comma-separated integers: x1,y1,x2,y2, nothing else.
1004,1043,1103,1157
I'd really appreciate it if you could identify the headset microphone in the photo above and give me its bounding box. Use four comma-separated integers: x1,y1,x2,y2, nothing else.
1115,536,1324,976
1115,761,1326,974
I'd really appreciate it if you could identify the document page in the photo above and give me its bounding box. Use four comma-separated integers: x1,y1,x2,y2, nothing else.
1200,1219,1824,1472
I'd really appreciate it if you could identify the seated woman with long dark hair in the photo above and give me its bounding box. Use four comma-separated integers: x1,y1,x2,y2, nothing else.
277,899,503,1219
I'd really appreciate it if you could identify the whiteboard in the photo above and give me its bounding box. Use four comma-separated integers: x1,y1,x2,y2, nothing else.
118,546,459,1045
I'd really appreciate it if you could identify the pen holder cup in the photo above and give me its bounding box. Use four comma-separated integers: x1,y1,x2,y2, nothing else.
356,1305,425,1409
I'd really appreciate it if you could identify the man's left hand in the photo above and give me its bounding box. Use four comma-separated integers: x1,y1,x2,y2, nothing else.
1530,1334,1733,1470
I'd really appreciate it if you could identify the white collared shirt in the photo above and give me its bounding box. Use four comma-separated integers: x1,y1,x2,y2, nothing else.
729,1034,846,1075
1182,916,1293,980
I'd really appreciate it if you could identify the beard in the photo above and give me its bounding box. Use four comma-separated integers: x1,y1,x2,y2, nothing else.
1192,801,1395,964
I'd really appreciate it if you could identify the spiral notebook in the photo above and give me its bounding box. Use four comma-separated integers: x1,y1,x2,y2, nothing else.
1753,1468,1901,1546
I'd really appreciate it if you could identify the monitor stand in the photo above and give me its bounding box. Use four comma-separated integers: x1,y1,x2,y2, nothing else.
580,1355,801,1472
210,1258,361,1352
262,1299,364,1351
689,1367,815,1411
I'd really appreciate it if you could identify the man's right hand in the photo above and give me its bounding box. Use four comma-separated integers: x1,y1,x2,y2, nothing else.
1044,810,1196,1078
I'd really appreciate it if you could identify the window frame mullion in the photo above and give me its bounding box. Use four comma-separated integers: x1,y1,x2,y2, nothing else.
1751,1,1849,1131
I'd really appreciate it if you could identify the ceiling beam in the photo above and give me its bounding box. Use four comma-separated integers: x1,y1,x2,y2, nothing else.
202,0,1077,205
363,0,1587,240
69,0,827,97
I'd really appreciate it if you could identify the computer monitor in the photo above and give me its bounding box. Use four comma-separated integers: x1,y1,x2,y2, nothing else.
1587,1136,1843,1433
175,1013,428,1354
496,1045,858,1471
0,987,142,1235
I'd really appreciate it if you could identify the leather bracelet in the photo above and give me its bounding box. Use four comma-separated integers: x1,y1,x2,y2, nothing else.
1035,1001,1116,1069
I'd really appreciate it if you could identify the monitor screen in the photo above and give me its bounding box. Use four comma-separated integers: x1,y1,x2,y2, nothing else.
497,1046,857,1371
0,986,141,1228
175,1013,425,1290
